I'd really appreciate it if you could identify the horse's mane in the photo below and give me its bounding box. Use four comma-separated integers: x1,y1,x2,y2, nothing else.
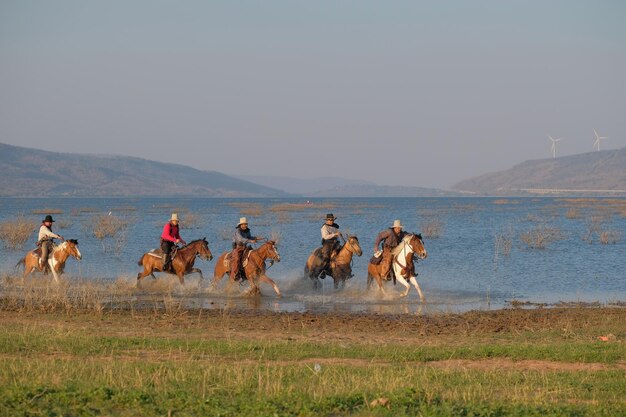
182,238,207,248
391,234,414,256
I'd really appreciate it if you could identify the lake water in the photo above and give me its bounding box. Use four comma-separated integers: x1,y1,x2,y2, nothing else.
1,197,624,313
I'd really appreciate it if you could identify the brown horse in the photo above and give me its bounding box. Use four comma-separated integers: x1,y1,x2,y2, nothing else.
136,238,213,287
305,235,362,289
211,241,282,297
367,233,427,299
17,239,82,283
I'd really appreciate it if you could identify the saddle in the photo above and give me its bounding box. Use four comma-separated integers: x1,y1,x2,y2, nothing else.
30,242,57,258
223,247,252,270
147,247,179,259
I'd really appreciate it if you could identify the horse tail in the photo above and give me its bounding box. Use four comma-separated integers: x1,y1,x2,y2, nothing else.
137,255,144,266
15,258,25,270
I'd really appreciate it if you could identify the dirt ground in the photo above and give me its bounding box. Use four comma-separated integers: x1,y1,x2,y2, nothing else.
3,306,624,344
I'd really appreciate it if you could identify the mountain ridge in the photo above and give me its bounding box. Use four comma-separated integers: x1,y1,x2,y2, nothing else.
0,143,289,197
451,148,626,195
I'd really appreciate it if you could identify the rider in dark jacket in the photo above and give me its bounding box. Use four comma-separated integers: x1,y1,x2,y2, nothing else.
231,217,264,281
372,219,406,278
319,213,341,277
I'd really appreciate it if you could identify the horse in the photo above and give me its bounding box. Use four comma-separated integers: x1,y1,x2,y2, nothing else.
136,238,213,287
17,239,82,283
367,233,427,299
305,235,362,289
211,241,282,297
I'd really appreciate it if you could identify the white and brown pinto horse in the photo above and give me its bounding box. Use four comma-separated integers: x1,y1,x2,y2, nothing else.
367,233,427,299
305,235,363,290
17,239,82,283
211,241,282,297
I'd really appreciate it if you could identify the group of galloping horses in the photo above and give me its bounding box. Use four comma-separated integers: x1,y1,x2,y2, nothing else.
18,226,428,300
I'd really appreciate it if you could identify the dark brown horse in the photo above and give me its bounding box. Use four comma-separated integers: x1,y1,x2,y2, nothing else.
136,238,213,287
211,241,282,297
17,239,82,283
367,233,427,299
305,235,362,289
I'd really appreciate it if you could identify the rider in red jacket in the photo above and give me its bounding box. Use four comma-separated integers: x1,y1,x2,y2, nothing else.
161,213,186,271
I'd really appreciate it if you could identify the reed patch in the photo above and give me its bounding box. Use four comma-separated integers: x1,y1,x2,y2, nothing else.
0,215,37,250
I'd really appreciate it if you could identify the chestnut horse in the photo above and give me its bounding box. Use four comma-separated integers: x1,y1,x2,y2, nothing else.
17,239,82,283
305,235,362,289
136,238,213,287
211,241,282,297
367,233,427,299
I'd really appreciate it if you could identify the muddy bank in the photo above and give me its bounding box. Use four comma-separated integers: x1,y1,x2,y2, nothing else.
2,306,624,346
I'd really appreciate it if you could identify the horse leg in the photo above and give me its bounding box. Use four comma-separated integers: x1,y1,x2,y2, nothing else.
50,265,60,283
189,268,203,278
409,276,425,301
137,266,153,288
259,274,281,298
244,279,261,297
395,275,410,297
375,276,386,295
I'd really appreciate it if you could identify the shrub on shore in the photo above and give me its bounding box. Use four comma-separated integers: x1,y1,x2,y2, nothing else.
0,215,37,250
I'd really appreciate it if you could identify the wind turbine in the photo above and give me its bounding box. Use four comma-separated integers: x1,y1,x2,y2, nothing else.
593,129,608,151
547,134,564,159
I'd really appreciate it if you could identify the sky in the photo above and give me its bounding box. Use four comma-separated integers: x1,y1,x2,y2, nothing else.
1,1,625,188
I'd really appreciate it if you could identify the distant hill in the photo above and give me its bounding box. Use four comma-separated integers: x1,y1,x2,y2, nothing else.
235,175,376,195
309,184,460,197
451,148,626,195
0,143,289,197
236,175,459,197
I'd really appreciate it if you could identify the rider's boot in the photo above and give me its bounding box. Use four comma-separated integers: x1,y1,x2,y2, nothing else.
162,254,171,272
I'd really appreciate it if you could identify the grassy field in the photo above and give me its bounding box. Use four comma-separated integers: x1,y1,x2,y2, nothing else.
1,295,625,417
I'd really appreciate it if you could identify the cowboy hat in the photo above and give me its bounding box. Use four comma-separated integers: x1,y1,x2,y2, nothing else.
238,217,248,226
170,213,179,222
325,213,337,221
392,219,404,229
42,215,55,223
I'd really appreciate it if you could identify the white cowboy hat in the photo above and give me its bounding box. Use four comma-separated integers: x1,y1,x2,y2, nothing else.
392,219,403,229
238,217,248,226
170,213,179,222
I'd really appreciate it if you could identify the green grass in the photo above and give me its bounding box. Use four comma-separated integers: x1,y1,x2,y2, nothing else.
1,312,625,416
1,328,624,364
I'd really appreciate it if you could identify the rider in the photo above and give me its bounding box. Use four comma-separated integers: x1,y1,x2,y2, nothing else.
37,215,64,268
319,213,341,278
373,219,406,278
161,213,186,272
231,217,264,281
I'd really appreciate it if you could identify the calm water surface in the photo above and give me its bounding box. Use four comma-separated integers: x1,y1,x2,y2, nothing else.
1,197,624,313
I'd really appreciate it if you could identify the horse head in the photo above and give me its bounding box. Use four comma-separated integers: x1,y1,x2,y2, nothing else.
65,239,82,260
344,236,362,256
264,241,280,262
408,233,427,259
198,237,213,261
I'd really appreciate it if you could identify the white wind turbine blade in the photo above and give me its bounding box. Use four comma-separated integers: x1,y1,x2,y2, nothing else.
593,129,607,150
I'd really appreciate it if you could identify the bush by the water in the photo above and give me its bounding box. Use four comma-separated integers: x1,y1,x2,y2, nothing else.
520,225,564,249
0,215,37,249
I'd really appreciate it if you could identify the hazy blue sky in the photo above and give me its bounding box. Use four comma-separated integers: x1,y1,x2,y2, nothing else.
1,1,624,188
